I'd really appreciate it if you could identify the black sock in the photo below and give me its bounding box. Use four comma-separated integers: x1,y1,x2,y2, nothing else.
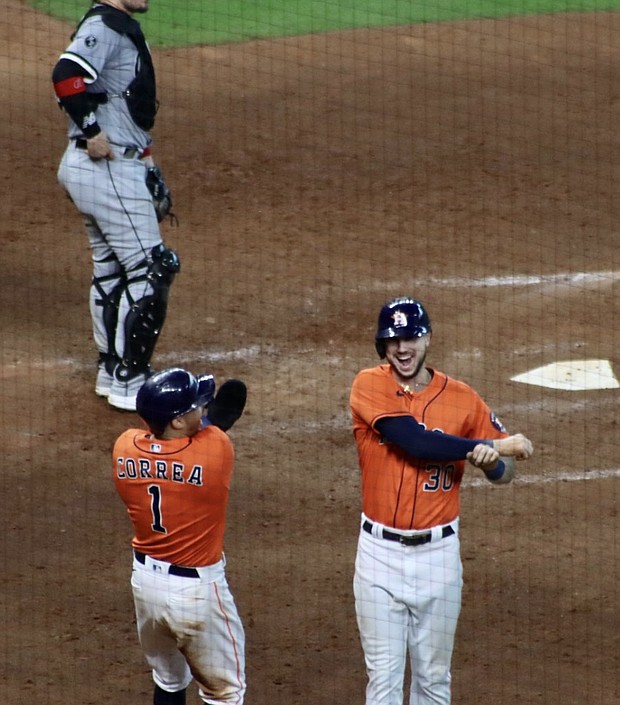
153,684,186,705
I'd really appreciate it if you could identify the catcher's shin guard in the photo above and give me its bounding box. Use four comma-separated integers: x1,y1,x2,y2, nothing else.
118,244,180,377
90,268,125,362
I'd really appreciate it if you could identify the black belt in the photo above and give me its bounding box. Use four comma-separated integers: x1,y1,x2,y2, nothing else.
134,550,200,578
363,520,455,546
74,138,141,159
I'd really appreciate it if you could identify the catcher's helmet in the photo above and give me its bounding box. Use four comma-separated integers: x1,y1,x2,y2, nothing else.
375,297,432,358
136,368,216,433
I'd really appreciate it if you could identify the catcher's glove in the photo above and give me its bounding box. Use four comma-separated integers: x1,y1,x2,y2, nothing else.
146,165,176,224
206,379,247,431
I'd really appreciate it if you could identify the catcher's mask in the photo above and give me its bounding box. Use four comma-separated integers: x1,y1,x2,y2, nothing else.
374,296,432,358
136,368,215,433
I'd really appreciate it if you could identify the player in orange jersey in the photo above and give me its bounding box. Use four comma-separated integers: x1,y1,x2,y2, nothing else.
113,368,247,705
350,297,533,705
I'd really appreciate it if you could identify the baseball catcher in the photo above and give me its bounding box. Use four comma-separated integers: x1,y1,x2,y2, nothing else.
52,0,180,411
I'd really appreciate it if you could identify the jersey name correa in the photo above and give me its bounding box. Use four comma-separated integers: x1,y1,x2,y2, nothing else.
113,424,234,567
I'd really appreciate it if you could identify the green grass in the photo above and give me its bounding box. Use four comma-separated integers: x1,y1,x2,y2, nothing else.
30,0,620,47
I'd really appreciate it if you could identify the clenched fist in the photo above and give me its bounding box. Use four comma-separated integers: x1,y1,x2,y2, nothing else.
467,443,500,471
493,434,534,460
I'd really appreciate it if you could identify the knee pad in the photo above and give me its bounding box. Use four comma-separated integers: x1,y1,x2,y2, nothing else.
148,243,181,286
121,245,180,371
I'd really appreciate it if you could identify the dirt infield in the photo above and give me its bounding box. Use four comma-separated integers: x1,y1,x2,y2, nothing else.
2,1,619,703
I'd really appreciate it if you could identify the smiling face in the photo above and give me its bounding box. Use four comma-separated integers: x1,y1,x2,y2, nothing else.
384,334,431,386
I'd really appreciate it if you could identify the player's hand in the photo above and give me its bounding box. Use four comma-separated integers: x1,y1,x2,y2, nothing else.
493,434,534,460
467,443,500,470
86,131,115,160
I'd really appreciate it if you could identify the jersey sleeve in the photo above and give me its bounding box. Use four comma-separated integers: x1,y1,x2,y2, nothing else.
52,57,101,137
60,17,122,81
375,415,488,461
456,381,509,440
53,17,122,137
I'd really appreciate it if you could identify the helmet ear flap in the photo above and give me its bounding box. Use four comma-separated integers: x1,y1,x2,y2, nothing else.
375,339,387,358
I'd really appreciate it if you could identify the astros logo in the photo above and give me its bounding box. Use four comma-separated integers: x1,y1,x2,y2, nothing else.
392,310,408,327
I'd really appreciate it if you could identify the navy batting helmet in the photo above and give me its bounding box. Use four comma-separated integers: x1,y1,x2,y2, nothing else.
136,368,216,434
375,297,432,358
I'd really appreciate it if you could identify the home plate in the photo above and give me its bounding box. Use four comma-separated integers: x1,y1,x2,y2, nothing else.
511,359,619,391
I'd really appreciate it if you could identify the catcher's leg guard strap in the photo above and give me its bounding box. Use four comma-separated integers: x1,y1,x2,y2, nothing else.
117,245,180,374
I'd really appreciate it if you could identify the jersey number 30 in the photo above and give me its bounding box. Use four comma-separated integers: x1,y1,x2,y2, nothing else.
423,464,455,492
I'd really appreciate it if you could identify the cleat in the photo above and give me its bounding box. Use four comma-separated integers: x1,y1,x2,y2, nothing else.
108,364,151,412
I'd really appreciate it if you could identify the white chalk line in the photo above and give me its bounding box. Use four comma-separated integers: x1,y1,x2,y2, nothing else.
331,464,620,491
463,467,620,488
354,270,620,292
0,346,266,375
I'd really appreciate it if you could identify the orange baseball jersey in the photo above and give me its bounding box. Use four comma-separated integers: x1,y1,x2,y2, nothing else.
350,364,508,530
113,424,234,567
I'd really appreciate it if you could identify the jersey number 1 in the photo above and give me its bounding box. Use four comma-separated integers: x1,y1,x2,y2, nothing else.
148,485,167,534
